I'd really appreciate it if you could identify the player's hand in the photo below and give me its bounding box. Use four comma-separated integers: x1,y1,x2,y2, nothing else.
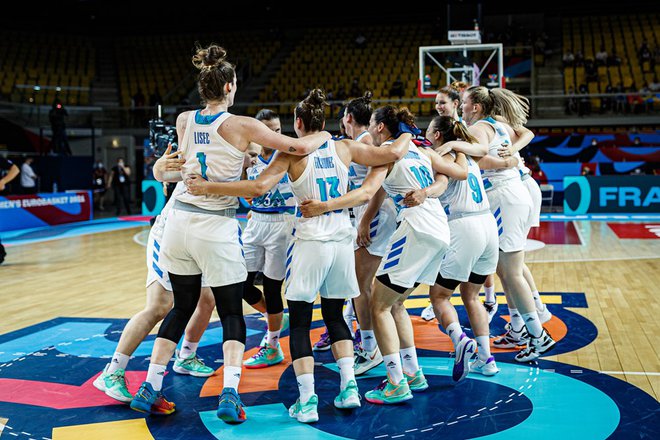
0,181,5,191
185,174,209,196
498,143,514,157
403,189,427,207
435,144,452,157
299,199,327,218
356,217,372,247
161,143,185,171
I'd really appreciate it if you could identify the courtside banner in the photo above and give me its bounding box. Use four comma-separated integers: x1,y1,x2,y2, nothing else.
0,191,92,232
564,176,660,215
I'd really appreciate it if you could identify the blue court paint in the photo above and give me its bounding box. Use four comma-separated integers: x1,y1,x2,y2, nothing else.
323,357,620,439
1,218,149,246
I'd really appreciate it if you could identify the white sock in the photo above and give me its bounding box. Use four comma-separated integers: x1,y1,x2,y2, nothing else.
362,330,377,352
223,365,242,391
108,351,130,374
296,373,315,402
522,312,544,338
146,363,167,391
179,339,198,359
484,285,496,303
532,290,544,310
383,353,404,384
266,329,281,347
509,308,524,332
400,346,419,376
337,356,356,390
476,335,491,362
446,322,463,348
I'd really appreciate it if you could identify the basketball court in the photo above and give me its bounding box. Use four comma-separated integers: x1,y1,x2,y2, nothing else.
1,214,658,439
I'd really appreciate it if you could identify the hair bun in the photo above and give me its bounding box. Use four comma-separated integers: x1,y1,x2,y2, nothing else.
192,43,227,70
306,88,327,106
363,91,373,103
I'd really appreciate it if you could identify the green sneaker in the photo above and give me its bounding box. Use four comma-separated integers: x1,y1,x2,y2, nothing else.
405,369,429,392
93,364,133,403
289,394,319,423
173,351,215,377
365,377,413,405
244,342,285,369
334,380,361,409
258,312,290,346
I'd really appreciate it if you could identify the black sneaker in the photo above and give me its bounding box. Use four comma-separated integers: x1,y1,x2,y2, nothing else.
514,329,556,362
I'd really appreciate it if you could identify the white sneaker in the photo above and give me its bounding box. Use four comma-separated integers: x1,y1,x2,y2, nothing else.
514,329,556,362
470,356,500,376
354,346,383,376
492,325,528,349
537,305,553,324
420,304,435,321
289,394,319,423
484,300,498,324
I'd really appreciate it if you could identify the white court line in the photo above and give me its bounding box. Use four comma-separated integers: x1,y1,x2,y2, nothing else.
132,230,149,247
600,371,660,376
529,255,660,264
572,220,586,246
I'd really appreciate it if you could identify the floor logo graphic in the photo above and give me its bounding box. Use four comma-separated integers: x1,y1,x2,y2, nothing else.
0,293,658,439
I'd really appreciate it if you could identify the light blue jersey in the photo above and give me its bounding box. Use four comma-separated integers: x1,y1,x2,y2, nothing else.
246,154,296,214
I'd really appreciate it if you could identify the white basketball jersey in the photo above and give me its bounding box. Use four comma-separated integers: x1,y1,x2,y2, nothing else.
176,111,245,210
348,131,370,190
246,154,296,214
289,139,354,241
515,152,531,177
381,141,448,237
476,117,519,189
439,153,490,218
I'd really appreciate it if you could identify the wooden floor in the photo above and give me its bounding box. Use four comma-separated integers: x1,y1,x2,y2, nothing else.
1,221,659,400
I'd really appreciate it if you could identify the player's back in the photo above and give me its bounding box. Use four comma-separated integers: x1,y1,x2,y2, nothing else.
176,110,244,211
289,139,354,241
475,117,519,188
440,153,490,219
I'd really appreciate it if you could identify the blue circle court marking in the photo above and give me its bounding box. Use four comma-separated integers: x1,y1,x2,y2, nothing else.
199,357,620,439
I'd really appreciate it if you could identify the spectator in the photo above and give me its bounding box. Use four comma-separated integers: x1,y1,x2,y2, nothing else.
627,84,643,114
639,40,651,65
585,59,598,83
589,139,599,148
107,157,132,216
0,156,19,264
595,46,608,66
601,83,613,113
389,77,405,98
93,160,108,211
578,83,591,116
640,83,654,112
581,166,594,176
562,50,575,67
632,136,642,147
48,99,71,156
614,82,626,113
565,86,577,115
574,50,584,66
20,157,38,194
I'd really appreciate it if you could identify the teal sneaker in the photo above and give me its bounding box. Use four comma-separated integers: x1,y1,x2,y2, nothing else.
173,351,215,377
365,377,413,405
93,364,133,403
405,369,429,392
258,312,290,346
289,394,319,423
334,380,361,409
244,342,285,369
130,381,175,415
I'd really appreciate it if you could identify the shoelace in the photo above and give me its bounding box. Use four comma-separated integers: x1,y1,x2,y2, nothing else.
110,371,128,386
252,345,270,359
374,379,388,391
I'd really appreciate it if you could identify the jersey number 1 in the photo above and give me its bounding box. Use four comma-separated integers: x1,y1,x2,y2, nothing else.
196,152,208,179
